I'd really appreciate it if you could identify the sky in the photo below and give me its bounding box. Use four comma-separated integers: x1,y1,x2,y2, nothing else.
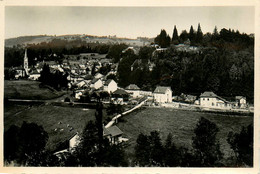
5,6,255,39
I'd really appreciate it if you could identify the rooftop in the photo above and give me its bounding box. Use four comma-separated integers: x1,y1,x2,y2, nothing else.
200,91,218,97
154,86,172,94
104,126,123,137
125,84,140,90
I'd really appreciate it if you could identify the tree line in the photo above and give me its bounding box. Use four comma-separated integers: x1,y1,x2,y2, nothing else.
154,24,253,49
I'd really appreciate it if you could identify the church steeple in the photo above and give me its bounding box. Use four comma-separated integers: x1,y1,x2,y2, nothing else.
24,49,29,75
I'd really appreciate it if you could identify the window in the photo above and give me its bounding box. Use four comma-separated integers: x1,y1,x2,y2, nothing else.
212,102,214,106
207,98,209,101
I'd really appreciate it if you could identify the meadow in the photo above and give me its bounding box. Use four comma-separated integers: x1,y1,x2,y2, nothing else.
117,107,253,160
4,80,65,100
4,103,107,152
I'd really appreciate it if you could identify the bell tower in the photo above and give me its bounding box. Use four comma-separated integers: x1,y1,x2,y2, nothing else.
24,49,29,75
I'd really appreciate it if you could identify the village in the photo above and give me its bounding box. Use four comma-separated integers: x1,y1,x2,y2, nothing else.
4,45,253,157
12,47,252,112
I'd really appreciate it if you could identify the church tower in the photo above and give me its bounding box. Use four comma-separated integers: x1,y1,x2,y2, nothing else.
24,49,29,75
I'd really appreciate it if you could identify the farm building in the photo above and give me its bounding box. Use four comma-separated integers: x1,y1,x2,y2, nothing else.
153,86,172,103
200,91,232,109
103,125,123,144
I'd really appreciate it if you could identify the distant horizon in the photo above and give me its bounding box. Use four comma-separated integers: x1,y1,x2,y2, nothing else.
5,27,255,40
5,6,255,39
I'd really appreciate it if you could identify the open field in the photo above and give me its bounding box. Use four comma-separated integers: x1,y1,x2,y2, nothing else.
4,80,66,100
117,107,253,160
4,103,109,152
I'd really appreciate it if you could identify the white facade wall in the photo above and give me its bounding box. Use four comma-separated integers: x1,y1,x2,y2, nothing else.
153,89,172,103
126,90,140,98
69,134,80,150
29,74,40,80
91,80,103,89
200,97,231,109
105,80,117,93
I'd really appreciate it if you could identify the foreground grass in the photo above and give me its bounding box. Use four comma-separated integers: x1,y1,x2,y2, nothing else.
4,80,65,100
117,107,253,160
4,103,108,152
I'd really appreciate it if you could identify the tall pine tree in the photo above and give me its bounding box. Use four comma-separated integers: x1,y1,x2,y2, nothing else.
189,25,195,45
172,25,179,45
196,23,203,44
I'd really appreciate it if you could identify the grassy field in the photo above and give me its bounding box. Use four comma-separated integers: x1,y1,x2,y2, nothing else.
4,103,109,152
4,80,65,100
117,107,253,160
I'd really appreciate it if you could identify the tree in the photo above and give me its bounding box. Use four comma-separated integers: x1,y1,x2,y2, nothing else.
172,25,179,45
154,29,171,48
192,117,223,166
196,23,203,44
227,124,253,166
163,133,180,166
149,131,164,166
106,102,123,116
4,125,20,163
107,44,128,63
180,30,188,43
134,133,151,166
4,122,50,166
189,25,196,45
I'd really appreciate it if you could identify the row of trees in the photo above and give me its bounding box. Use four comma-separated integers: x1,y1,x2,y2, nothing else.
39,64,68,90
154,24,253,49
134,117,253,167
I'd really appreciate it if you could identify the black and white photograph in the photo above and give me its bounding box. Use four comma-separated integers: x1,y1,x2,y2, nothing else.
2,3,257,172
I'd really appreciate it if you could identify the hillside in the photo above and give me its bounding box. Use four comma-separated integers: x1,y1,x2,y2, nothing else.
5,34,152,47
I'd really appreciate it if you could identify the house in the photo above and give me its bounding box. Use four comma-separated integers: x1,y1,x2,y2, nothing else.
90,78,103,90
103,79,117,93
235,96,247,108
125,84,141,98
103,126,123,144
14,67,27,79
200,91,231,109
28,69,40,80
53,132,80,157
112,89,129,103
94,73,104,79
153,86,172,103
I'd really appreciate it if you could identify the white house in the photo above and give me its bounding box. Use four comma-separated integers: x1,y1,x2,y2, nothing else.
125,84,141,98
90,78,103,90
235,96,247,108
153,86,172,103
200,91,231,109
103,79,117,93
